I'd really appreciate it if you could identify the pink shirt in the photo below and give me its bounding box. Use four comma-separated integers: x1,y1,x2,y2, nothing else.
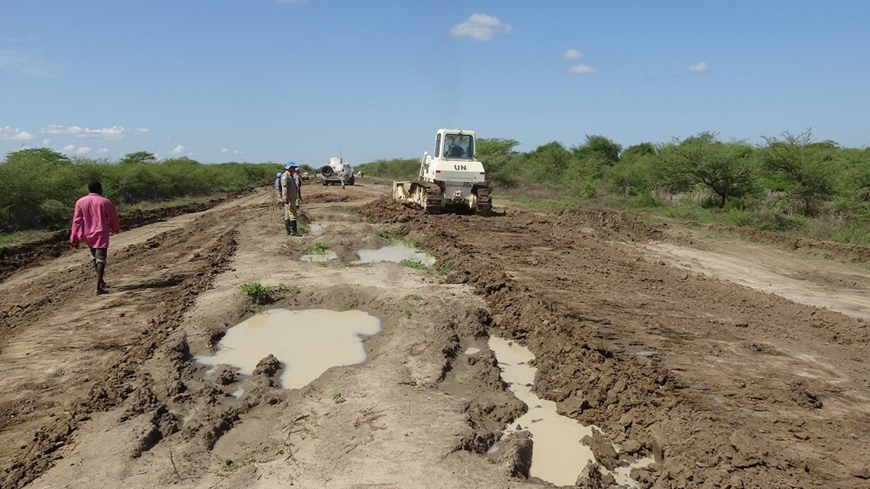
70,193,121,249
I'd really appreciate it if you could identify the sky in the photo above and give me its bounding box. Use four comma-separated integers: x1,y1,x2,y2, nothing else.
2,0,870,166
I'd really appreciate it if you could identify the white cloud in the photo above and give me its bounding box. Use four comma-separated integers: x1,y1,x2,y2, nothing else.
62,144,76,151
0,50,61,77
0,126,34,141
220,148,229,153
563,49,584,60
450,14,512,42
75,147,91,155
687,61,708,73
96,148,109,154
233,150,244,155
170,144,185,155
568,64,598,75
42,138,51,145
40,125,149,141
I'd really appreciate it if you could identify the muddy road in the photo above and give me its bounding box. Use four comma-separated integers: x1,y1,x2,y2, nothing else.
2,180,869,488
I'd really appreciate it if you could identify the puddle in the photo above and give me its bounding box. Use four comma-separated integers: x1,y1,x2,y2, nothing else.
300,250,338,262
351,244,435,265
308,224,325,232
195,308,381,389
488,336,652,487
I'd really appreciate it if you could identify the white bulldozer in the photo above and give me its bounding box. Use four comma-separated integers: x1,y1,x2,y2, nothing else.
392,129,492,215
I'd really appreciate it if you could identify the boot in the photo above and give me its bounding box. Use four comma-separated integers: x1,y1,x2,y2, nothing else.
290,220,302,237
284,220,293,235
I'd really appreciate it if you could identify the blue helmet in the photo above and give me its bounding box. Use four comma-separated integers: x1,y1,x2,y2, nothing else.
284,161,298,170
276,172,283,178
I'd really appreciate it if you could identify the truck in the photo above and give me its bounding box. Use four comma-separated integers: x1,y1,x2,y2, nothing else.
392,128,492,215
320,156,355,186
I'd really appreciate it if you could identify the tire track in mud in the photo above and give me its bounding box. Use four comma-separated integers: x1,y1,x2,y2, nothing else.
0,207,240,489
361,200,870,488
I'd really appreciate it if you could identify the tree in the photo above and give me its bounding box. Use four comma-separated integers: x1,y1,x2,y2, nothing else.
571,134,622,165
477,138,520,187
657,133,757,208
119,151,157,165
760,130,836,216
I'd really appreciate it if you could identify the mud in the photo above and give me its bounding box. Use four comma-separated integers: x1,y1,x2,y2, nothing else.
1,180,869,488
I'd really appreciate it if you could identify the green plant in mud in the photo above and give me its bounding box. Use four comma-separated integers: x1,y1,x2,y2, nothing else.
241,283,273,305
402,301,415,318
332,392,346,404
434,260,453,276
297,222,311,234
302,242,330,255
408,293,423,301
400,258,426,269
213,453,252,477
373,229,421,248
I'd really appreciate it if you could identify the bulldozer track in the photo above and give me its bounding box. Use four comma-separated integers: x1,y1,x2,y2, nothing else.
475,186,492,215
417,181,443,214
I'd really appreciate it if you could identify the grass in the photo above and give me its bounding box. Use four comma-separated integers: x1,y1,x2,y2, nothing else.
0,229,53,248
118,195,215,213
302,242,330,255
297,222,311,234
373,229,422,248
240,283,300,305
400,259,426,269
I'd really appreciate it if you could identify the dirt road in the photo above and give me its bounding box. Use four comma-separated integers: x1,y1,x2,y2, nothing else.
2,180,869,488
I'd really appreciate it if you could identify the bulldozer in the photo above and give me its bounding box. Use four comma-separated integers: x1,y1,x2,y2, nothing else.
392,129,492,215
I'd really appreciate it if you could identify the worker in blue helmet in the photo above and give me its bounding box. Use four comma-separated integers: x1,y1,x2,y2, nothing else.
273,172,284,209
281,162,302,237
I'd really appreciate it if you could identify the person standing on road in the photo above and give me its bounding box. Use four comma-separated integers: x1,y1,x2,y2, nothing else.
339,168,347,189
69,181,121,295
281,162,302,237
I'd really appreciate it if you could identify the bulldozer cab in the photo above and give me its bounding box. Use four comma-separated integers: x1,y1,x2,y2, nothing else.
436,130,474,160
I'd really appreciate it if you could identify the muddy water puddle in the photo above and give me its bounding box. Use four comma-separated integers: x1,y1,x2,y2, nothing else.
488,336,652,487
300,250,338,262
352,244,435,265
196,308,380,389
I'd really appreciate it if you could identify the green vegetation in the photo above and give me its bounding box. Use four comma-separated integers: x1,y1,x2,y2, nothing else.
400,259,426,269
240,283,298,305
355,158,420,181
302,242,330,255
0,149,278,235
241,283,274,305
373,229,421,248
470,130,870,247
297,222,311,234
7,128,870,249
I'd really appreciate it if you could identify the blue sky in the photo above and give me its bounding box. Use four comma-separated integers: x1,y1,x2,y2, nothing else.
2,1,869,166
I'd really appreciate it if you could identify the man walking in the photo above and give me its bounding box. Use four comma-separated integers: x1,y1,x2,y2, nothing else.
70,181,121,295
281,162,302,237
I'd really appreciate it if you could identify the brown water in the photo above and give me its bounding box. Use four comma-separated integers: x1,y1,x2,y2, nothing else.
487,336,651,486
196,308,381,389
352,244,435,265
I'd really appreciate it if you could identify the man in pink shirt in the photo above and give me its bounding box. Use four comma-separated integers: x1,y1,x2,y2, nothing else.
70,181,121,295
